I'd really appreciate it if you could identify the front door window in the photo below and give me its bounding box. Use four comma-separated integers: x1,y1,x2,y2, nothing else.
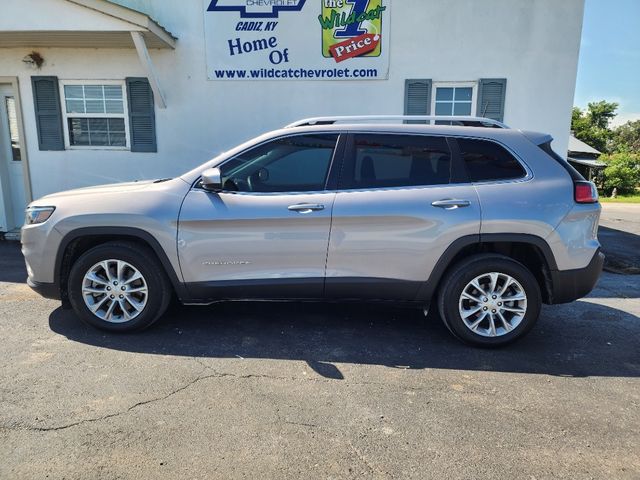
220,134,338,193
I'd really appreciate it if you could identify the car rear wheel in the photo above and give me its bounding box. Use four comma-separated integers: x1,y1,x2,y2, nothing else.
437,254,541,347
68,242,172,332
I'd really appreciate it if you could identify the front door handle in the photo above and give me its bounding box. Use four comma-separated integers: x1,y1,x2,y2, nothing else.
431,199,471,210
288,203,325,214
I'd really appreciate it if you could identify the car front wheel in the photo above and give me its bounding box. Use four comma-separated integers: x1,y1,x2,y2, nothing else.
68,242,172,332
437,254,542,347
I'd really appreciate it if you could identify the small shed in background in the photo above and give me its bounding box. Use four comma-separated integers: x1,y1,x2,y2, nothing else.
567,134,605,182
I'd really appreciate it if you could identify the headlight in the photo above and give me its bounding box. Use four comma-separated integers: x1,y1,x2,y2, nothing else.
25,206,55,225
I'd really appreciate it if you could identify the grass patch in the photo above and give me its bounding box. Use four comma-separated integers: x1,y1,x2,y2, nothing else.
599,194,640,203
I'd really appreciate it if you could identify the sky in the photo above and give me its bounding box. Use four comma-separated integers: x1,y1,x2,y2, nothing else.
574,0,640,126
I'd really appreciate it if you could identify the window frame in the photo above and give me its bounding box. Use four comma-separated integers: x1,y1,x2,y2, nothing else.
449,135,533,185
196,132,346,195
58,79,130,151
431,81,478,118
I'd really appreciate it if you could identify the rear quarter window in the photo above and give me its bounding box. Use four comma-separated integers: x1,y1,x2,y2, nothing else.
457,138,526,182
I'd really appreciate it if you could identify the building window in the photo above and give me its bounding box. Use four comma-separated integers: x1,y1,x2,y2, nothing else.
60,81,129,149
432,82,477,117
5,97,21,161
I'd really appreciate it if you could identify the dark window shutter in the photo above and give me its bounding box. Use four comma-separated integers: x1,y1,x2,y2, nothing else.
477,78,507,122
126,77,157,152
31,76,64,151
404,79,432,123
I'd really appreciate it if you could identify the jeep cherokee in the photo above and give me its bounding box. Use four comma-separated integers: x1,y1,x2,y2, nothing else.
21,116,604,347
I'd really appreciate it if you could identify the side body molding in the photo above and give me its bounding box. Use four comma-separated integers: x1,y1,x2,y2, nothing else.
54,229,561,306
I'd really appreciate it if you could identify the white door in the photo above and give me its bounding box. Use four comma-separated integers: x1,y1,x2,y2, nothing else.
0,84,27,231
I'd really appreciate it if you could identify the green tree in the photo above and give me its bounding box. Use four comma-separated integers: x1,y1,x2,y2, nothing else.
611,120,640,153
587,100,618,129
600,152,640,195
571,101,618,153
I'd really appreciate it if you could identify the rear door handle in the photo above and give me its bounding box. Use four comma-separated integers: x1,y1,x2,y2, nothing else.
288,203,325,214
431,199,471,209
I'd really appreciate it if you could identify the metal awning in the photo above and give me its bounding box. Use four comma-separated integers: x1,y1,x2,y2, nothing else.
0,30,172,49
0,0,175,49
0,0,176,108
568,157,606,168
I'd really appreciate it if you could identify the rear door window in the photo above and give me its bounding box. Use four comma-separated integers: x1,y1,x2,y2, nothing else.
344,134,452,189
457,138,526,182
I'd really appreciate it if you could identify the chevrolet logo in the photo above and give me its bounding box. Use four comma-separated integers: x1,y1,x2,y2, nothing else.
207,0,307,18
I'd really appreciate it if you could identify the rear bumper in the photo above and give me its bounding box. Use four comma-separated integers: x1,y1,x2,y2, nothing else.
548,249,604,304
27,278,61,301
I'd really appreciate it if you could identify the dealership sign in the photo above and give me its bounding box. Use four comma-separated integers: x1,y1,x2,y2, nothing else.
204,0,390,80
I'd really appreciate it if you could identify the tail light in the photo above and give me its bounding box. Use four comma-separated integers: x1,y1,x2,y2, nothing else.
574,181,599,204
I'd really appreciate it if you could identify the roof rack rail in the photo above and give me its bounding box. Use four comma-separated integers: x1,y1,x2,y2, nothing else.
285,115,509,129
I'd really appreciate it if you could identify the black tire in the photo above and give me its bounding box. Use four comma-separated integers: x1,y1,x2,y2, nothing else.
437,254,541,347
68,241,172,332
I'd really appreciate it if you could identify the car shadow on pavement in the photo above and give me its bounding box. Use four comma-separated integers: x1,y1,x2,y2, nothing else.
49,299,640,379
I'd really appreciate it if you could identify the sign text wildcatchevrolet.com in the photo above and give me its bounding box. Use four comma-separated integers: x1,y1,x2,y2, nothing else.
204,0,391,80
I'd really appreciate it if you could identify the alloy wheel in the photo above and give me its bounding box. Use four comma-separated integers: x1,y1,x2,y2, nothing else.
81,259,149,323
458,272,528,337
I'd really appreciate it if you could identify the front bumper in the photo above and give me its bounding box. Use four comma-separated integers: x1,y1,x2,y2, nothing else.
549,249,605,304
27,278,61,301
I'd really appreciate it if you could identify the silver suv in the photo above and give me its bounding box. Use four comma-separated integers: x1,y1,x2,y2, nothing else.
22,116,604,347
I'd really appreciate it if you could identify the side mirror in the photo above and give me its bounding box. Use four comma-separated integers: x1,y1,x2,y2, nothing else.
201,167,222,191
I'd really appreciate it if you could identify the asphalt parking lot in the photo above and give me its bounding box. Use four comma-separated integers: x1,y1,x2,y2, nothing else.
599,203,640,274
1,214,639,479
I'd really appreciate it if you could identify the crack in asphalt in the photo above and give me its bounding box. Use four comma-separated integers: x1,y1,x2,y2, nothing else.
283,421,319,429
0,368,288,433
1,366,226,433
1,361,429,434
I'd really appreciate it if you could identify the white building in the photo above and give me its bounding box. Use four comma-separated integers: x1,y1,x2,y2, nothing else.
0,0,585,234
